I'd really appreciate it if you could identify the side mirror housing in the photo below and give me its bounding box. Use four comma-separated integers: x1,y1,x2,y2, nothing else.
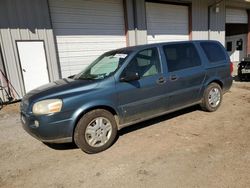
120,71,140,82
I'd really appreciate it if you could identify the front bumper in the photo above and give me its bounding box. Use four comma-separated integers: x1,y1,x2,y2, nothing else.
21,111,74,143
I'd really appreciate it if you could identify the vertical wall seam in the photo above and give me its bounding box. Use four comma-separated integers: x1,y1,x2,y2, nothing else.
47,0,62,79
9,29,25,96
123,0,129,46
0,31,9,78
189,3,192,40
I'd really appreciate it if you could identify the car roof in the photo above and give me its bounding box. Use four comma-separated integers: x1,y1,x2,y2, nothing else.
114,40,221,53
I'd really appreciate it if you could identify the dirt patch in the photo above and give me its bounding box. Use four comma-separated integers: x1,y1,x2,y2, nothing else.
234,83,250,91
0,82,250,188
0,103,20,119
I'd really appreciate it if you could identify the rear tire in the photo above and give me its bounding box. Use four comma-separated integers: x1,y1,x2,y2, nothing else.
200,83,222,112
238,73,245,81
74,109,117,154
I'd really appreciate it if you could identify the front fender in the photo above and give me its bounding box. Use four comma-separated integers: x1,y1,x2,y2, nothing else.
71,100,120,128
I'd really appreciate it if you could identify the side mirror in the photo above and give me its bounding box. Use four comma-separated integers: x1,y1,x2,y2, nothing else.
120,71,140,82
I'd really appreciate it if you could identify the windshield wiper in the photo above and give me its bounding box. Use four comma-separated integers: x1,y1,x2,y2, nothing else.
76,76,95,80
75,76,96,80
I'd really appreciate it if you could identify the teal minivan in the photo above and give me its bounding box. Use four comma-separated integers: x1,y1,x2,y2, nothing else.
21,41,233,153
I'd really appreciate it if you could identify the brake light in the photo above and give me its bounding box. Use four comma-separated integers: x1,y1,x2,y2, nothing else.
230,62,233,75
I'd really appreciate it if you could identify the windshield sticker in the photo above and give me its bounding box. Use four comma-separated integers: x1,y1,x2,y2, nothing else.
113,54,128,59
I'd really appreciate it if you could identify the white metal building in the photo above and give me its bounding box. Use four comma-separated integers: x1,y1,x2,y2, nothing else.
0,0,250,100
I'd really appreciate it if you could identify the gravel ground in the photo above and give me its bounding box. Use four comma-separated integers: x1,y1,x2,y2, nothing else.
0,81,249,188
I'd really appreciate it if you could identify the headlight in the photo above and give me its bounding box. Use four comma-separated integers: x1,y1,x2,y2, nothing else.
32,99,63,115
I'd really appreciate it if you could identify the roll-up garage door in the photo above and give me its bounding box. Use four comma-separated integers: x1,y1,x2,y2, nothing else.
49,0,126,78
146,2,189,44
226,8,248,24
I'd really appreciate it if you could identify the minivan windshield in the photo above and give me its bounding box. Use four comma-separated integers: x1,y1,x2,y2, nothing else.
74,50,131,80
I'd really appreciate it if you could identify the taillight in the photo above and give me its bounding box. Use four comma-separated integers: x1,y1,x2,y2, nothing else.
230,62,233,75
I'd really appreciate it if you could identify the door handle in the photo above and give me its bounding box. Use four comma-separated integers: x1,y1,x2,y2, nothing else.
156,77,166,85
170,75,178,81
22,69,26,72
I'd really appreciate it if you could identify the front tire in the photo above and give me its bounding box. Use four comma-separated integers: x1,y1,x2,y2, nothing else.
200,83,222,112
74,109,117,154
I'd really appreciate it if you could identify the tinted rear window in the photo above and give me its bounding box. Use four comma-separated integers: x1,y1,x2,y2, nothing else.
163,43,201,72
200,42,226,63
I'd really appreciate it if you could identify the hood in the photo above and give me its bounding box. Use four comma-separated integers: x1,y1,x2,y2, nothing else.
23,78,99,102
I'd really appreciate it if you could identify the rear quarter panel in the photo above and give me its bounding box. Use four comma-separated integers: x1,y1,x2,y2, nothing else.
195,41,233,97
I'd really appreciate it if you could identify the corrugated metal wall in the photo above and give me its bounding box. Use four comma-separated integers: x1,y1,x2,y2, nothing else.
0,0,59,98
209,0,226,45
133,0,227,46
192,0,209,40
0,46,4,101
134,0,147,45
124,0,136,46
0,48,3,73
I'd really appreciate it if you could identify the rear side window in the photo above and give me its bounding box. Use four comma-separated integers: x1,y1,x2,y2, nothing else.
200,42,226,63
163,43,201,72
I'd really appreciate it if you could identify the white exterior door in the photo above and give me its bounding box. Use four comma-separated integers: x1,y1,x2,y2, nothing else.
17,41,49,93
49,0,126,78
226,34,247,62
146,2,189,44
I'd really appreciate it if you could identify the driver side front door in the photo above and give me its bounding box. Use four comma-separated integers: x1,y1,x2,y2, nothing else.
116,47,167,124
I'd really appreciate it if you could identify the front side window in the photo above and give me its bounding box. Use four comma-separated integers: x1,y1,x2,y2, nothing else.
124,48,161,78
163,43,201,72
75,51,130,80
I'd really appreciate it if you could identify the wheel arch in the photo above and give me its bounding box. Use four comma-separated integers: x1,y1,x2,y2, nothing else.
200,79,223,112
72,105,120,139
207,79,223,89
199,78,224,100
